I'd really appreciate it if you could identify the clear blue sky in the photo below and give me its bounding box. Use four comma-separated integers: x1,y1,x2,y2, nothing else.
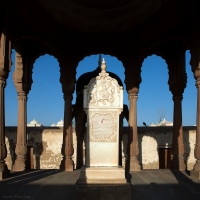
5,50,196,126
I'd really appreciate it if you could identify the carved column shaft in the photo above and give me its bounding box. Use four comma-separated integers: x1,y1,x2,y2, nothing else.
128,93,140,171
0,79,9,178
13,94,27,171
170,94,185,170
61,94,74,171
12,52,32,171
192,77,200,173
59,55,76,171
124,56,142,172
187,24,200,178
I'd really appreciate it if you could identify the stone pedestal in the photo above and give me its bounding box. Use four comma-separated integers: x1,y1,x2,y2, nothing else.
75,59,130,199
77,166,127,184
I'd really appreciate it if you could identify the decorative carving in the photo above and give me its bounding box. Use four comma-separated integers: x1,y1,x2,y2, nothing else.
89,111,118,142
85,59,123,108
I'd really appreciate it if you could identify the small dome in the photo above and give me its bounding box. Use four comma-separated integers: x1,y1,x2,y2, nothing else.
51,123,56,127
27,119,43,127
57,119,64,126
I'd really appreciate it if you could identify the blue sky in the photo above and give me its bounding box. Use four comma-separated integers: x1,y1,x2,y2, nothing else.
5,50,196,126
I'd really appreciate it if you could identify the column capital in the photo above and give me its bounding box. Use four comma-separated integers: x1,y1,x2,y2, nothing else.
0,31,11,82
124,58,142,94
17,93,27,101
172,95,183,102
0,79,6,88
13,52,33,95
63,93,73,101
128,93,138,101
59,55,77,95
169,82,186,96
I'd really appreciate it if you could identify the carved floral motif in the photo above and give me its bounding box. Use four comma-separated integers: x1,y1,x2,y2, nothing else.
87,73,122,107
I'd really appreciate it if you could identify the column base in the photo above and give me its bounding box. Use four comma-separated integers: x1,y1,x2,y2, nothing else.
130,157,141,171
170,157,186,171
60,158,74,171
190,169,200,179
12,158,26,171
0,164,10,180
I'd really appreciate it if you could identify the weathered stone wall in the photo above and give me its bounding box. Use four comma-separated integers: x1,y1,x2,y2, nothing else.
4,126,196,170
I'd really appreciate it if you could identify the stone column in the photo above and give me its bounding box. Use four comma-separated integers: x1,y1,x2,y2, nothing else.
0,31,11,179
166,47,187,171
191,68,200,178
12,93,27,171
186,11,200,178
125,59,142,171
128,91,140,171
169,84,186,170
60,94,74,171
12,51,32,171
59,57,76,171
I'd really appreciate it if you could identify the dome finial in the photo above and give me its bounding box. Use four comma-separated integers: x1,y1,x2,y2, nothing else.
101,58,106,72
98,54,102,68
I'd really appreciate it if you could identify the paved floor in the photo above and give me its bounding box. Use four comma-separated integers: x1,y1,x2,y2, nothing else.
0,169,200,200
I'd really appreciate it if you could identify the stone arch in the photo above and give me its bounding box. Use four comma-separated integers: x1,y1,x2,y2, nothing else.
73,53,129,169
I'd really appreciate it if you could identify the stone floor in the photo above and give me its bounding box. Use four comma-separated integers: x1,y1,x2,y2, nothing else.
0,169,200,200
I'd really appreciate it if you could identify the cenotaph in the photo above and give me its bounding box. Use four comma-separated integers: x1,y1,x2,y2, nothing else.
75,59,131,200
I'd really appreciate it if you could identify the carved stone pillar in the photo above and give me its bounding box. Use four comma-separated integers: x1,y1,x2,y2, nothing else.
169,83,186,170
128,92,140,171
125,59,142,171
12,52,32,171
60,94,74,171
59,57,76,171
0,79,10,179
187,12,200,178
164,46,187,171
191,68,200,178
0,31,11,179
12,93,27,171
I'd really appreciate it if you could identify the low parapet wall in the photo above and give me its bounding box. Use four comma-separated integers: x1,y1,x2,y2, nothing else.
4,126,196,170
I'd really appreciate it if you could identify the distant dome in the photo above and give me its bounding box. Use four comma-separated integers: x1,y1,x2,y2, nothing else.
57,119,64,127
27,119,43,127
51,119,64,127
149,118,173,127
51,123,56,127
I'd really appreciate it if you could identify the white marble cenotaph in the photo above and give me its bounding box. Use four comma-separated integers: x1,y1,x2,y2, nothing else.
75,59,131,200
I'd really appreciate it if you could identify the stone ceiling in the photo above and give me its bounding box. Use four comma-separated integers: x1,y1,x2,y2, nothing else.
5,0,192,61
36,0,164,32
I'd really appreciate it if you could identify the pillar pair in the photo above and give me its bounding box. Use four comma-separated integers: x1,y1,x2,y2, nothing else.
125,48,187,172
